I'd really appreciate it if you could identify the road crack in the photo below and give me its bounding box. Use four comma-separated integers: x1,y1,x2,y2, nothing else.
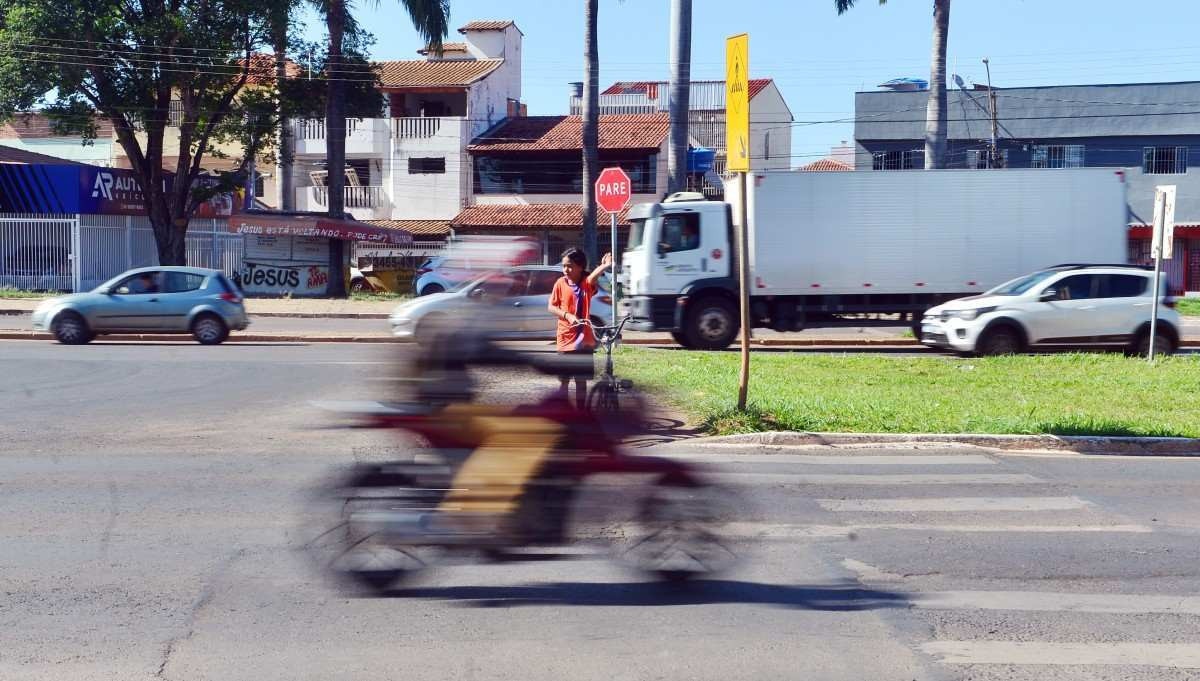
154,547,248,680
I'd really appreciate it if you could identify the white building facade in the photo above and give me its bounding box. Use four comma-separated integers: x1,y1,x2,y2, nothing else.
290,20,524,227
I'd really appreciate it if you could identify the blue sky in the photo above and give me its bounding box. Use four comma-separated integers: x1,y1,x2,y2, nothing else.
300,0,1200,166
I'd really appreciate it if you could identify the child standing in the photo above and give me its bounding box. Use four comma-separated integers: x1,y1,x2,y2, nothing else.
548,247,613,408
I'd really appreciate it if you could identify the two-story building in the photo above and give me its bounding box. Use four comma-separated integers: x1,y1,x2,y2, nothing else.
570,79,794,197
854,80,1200,293
449,113,671,259
289,20,523,240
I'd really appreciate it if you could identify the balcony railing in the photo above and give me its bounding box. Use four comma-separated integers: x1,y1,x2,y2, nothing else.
295,118,362,141
309,185,383,208
392,116,442,139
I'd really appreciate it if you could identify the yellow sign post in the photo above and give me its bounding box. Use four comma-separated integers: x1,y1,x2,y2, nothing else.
725,34,750,173
726,33,752,410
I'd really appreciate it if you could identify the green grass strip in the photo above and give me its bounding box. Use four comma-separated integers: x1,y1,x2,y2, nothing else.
618,348,1200,438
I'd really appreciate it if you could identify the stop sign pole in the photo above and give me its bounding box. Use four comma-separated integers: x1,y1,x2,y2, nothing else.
595,167,632,326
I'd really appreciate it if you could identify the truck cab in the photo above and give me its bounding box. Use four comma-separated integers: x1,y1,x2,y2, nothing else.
625,193,738,348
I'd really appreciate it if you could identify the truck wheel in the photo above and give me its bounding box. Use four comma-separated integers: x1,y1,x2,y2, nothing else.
684,297,738,350
670,331,687,346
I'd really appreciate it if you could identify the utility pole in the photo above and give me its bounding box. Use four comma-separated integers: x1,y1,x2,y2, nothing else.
667,0,692,194
983,57,1001,169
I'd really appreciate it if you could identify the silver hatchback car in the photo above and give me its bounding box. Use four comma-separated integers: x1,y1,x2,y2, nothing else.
31,266,249,345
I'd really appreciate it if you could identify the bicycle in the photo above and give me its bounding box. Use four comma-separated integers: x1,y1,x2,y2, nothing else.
582,314,634,413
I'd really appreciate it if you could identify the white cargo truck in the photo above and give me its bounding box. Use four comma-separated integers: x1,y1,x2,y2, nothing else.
623,168,1129,349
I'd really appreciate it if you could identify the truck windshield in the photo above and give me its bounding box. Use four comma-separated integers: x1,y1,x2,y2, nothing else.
987,269,1058,295
627,218,653,250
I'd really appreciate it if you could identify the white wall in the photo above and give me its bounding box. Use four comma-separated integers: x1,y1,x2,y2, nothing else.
388,118,471,220
750,82,793,171
0,138,115,166
465,25,522,138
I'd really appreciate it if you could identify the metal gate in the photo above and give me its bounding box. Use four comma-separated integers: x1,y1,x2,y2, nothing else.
3,214,242,292
0,215,79,291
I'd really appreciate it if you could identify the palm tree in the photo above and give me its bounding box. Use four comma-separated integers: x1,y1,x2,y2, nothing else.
836,0,950,169
581,0,600,264
323,0,449,294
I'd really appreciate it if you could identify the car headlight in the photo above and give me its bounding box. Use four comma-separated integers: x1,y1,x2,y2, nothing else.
948,306,997,321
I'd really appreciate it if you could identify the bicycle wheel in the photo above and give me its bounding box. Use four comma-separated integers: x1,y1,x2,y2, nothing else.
587,379,620,413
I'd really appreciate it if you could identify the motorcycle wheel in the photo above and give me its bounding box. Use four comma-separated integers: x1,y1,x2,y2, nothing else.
616,479,739,582
307,465,443,594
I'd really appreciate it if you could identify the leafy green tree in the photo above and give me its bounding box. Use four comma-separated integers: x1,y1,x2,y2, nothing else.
0,0,286,263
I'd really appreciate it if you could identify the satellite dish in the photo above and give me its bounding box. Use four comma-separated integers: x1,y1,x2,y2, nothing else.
953,74,966,89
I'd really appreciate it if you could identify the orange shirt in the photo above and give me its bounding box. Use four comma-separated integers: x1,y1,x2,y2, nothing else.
550,276,597,352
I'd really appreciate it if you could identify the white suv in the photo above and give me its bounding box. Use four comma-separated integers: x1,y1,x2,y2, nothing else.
920,265,1180,356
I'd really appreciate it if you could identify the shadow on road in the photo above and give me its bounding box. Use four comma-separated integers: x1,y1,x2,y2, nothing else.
381,580,908,610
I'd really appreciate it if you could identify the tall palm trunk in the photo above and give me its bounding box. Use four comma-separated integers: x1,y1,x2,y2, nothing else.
325,0,347,296
924,0,950,169
667,0,691,194
580,0,599,264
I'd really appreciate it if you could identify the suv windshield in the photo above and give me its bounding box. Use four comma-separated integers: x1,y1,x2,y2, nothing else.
987,269,1060,296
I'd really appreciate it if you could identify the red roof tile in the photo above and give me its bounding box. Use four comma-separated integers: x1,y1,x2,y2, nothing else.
601,79,774,101
416,42,469,56
458,20,515,32
375,59,503,88
452,203,633,229
468,113,669,152
364,219,451,236
1,113,114,140
238,54,304,86
0,145,85,165
799,158,853,172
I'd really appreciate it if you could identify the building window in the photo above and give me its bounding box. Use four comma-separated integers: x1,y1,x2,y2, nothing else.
872,150,922,171
1031,144,1084,169
764,132,770,161
408,157,446,174
1143,146,1188,174
967,149,1010,169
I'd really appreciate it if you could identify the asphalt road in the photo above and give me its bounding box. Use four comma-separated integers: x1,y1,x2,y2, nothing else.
4,340,1200,680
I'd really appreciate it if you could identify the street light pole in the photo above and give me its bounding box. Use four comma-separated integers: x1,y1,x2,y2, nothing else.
983,57,1000,169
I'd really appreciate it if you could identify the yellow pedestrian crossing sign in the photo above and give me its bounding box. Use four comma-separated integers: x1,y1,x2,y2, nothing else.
726,33,750,172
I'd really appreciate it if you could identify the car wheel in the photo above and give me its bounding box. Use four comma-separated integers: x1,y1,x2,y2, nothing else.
191,314,229,345
350,278,371,293
1134,329,1175,357
977,326,1022,356
51,311,92,345
419,284,444,296
415,313,447,345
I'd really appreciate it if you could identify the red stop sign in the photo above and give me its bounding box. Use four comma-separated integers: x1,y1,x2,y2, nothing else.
595,167,632,214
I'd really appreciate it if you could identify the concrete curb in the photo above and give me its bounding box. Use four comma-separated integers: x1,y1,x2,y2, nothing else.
0,308,392,319
698,431,1200,456
0,331,398,344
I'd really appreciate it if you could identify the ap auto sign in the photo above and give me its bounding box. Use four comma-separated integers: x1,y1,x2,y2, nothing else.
80,167,149,215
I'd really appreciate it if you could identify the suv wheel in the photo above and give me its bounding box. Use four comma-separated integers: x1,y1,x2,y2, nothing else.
420,283,444,296
1133,329,1175,357
977,326,1022,356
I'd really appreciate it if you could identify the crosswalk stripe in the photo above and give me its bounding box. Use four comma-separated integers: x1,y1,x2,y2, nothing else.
722,522,1151,539
722,473,1041,485
921,641,1200,667
913,590,1200,615
657,453,997,466
818,496,1090,512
